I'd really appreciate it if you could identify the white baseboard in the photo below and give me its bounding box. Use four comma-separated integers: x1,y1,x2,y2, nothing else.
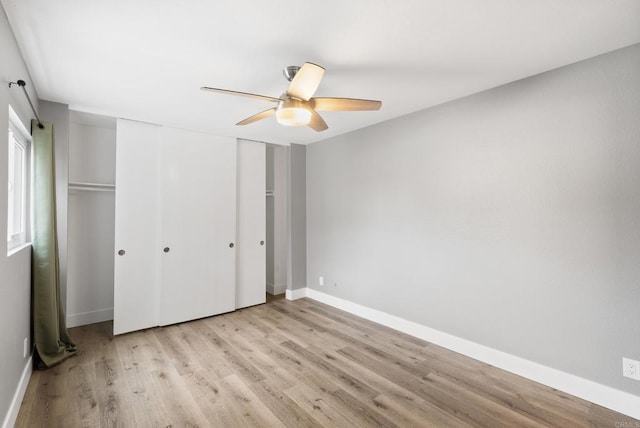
266,283,287,296
67,307,113,328
285,288,307,301
2,356,32,428
303,287,640,420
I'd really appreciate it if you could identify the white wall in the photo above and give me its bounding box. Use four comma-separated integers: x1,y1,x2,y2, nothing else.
0,5,39,426
66,111,116,327
307,43,640,395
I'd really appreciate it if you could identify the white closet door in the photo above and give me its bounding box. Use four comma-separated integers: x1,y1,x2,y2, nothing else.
113,120,162,335
159,127,237,326
236,139,266,309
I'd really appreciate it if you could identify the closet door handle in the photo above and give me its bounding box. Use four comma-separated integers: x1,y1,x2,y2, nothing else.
163,247,170,253
260,241,264,245
229,243,234,248
118,249,126,256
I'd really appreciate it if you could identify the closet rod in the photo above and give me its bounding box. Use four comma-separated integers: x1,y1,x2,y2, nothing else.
8,79,44,129
68,182,116,192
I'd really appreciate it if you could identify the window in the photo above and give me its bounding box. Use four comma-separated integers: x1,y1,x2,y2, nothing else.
7,108,30,252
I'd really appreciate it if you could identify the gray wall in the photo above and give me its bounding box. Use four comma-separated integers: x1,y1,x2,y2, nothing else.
307,43,640,395
288,144,306,290
0,5,39,425
39,101,69,312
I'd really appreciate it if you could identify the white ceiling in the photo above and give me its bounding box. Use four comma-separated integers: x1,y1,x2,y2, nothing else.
2,0,640,145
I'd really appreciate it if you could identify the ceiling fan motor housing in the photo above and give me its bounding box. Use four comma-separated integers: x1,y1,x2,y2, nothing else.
283,66,300,82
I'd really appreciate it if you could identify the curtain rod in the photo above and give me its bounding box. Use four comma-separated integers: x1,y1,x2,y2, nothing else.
8,79,44,129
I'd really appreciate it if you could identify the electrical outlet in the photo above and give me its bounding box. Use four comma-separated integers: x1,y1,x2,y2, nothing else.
319,276,324,286
23,337,28,358
623,358,640,380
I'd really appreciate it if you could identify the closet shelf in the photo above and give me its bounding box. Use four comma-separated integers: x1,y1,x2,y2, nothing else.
68,181,116,192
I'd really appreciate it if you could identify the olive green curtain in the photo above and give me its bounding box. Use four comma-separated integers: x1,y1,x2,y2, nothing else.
31,120,75,368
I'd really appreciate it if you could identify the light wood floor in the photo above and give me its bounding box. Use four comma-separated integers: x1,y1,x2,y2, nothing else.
16,296,637,427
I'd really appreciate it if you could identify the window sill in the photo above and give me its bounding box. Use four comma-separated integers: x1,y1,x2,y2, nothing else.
7,242,31,257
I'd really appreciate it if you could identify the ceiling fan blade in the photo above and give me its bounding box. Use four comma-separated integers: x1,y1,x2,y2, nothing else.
236,108,276,126
286,62,325,101
311,97,382,111
307,110,328,132
201,87,281,103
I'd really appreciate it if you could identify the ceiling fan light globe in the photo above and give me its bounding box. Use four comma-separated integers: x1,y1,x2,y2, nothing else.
276,107,312,126
276,98,312,126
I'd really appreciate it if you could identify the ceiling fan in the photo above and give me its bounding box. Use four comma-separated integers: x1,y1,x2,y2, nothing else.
201,62,382,132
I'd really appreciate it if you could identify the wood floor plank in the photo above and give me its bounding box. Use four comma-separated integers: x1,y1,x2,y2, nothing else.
65,361,100,427
224,333,299,391
248,378,324,428
147,366,211,427
415,349,585,427
14,297,638,427
76,321,118,366
372,393,471,428
280,340,380,400
424,372,547,427
257,308,349,352
219,373,287,427
94,357,137,427
221,343,268,385
416,342,617,426
14,371,39,427
181,323,244,380
114,332,178,427
16,365,67,428
154,325,202,376
307,345,473,427
329,388,402,427
297,298,431,347
283,383,365,427
338,344,539,427
247,308,316,348
225,309,282,342
288,299,430,364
